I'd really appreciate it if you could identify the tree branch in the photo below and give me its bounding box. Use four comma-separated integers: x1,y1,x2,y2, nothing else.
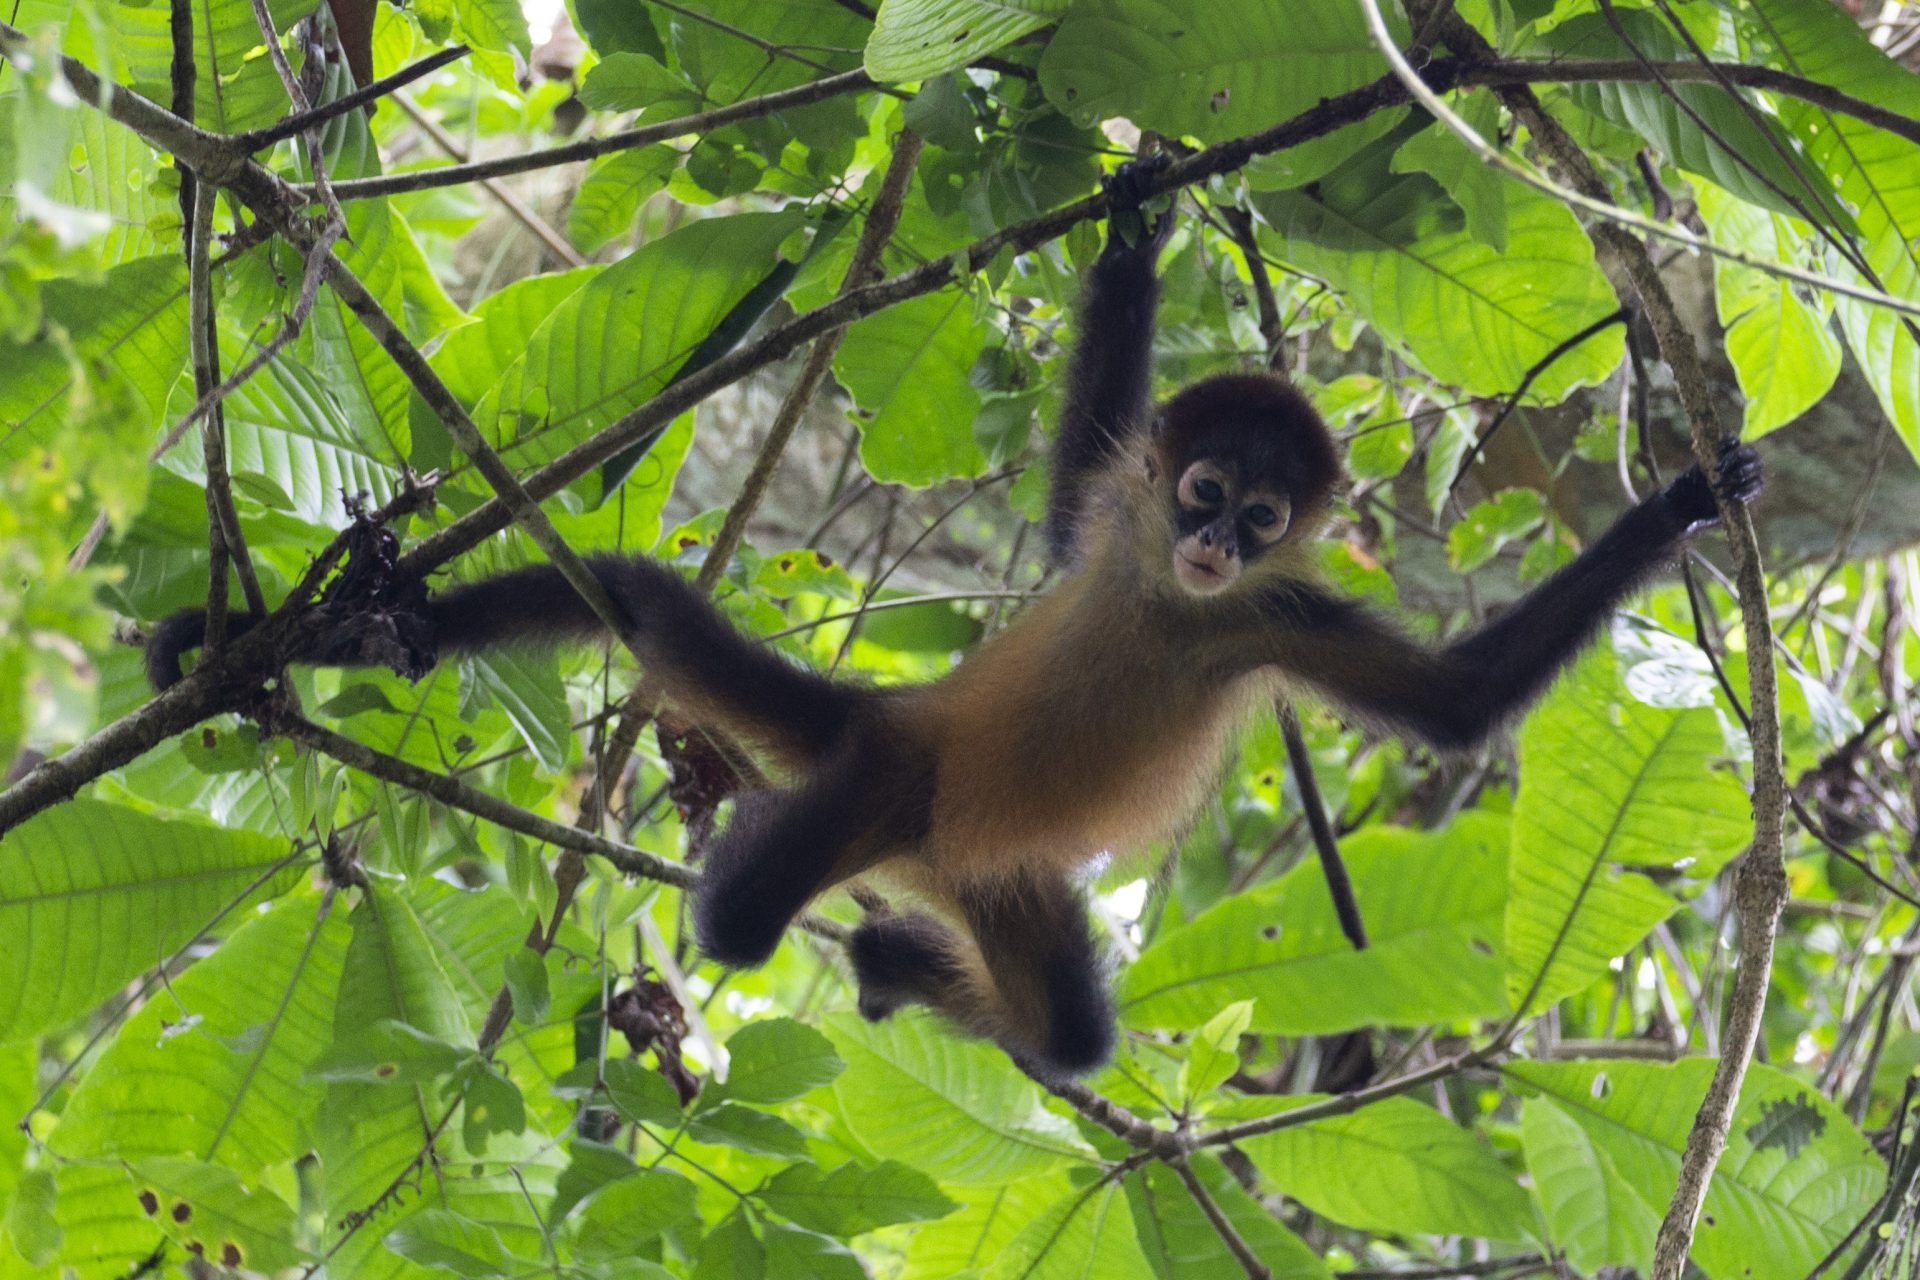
1169,1157,1272,1280
233,45,470,150
1389,10,1791,1277
311,67,878,201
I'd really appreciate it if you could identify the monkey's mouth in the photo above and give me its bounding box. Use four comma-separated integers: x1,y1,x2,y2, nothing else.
1175,551,1237,595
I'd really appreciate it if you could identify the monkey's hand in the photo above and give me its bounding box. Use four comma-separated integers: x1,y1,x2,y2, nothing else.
1663,440,1764,532
1102,153,1175,261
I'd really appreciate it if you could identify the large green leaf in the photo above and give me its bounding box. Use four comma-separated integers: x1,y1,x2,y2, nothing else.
165,350,404,527
836,291,991,486
306,200,466,465
1257,183,1623,401
866,0,1068,83
75,0,322,133
0,799,301,1044
1038,0,1404,189
984,1177,1155,1280
1122,812,1510,1034
710,1016,846,1105
1521,1095,1661,1273
471,210,805,473
1241,1096,1534,1240
1536,12,1845,228
825,1012,1093,1185
1506,646,1752,1013
670,0,869,102
0,101,172,267
1695,183,1841,437
1510,1059,1885,1280
0,255,188,453
758,1160,956,1237
50,892,346,1173
316,884,558,1280
1746,0,1920,464
900,1172,1072,1280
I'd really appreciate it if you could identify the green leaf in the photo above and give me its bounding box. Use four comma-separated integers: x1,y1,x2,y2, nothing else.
901,1172,1070,1280
569,146,682,254
1510,1059,1886,1280
0,255,189,455
694,1210,767,1280
1123,813,1511,1034
1259,183,1623,401
472,210,806,477
1748,0,1920,465
838,292,992,486
1038,0,1402,154
454,0,532,55
579,53,705,116
1537,12,1847,229
306,1018,474,1084
866,0,1068,82
466,647,572,772
984,1178,1155,1280
758,1160,957,1236
604,1057,688,1127
49,893,347,1175
1506,646,1752,1013
5,1168,59,1266
1241,1096,1533,1239
128,1157,305,1273
0,799,299,1043
573,1170,701,1258
1695,182,1841,438
102,0,319,132
1393,98,1509,252
503,948,551,1027
826,1011,1094,1185
335,885,477,1050
1447,489,1545,574
1178,1000,1252,1102
1521,1097,1659,1273
764,1221,869,1280
386,1208,518,1276
713,1017,847,1105
686,1101,810,1157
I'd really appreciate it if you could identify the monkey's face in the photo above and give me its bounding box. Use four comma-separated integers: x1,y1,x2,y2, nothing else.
1168,458,1291,596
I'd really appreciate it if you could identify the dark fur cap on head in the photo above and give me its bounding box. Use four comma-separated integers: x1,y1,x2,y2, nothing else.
1153,372,1343,512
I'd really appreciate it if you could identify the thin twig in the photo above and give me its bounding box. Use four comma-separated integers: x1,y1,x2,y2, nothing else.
1447,308,1628,494
234,45,469,150
1169,1156,1272,1280
313,68,877,201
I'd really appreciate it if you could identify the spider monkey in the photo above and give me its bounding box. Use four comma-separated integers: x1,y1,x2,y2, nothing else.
147,164,1763,1079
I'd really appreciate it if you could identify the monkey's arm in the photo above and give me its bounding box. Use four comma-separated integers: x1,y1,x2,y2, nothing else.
148,555,864,767
1046,160,1173,564
1261,447,1762,750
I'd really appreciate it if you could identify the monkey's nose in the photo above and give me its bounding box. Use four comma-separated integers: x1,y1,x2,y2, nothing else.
1199,527,1215,547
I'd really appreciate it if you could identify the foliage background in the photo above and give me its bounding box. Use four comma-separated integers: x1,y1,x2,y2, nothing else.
4,0,1920,1275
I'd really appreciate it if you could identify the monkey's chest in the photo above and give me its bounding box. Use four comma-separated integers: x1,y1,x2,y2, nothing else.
923,647,1262,872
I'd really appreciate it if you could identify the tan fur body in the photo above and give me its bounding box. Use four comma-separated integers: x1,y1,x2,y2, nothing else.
875,451,1324,894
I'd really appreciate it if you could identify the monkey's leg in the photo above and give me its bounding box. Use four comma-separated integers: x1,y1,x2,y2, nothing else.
849,872,1116,1079
693,734,931,969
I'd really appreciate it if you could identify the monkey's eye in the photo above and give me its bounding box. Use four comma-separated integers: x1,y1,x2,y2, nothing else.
1246,504,1279,528
1191,477,1224,504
